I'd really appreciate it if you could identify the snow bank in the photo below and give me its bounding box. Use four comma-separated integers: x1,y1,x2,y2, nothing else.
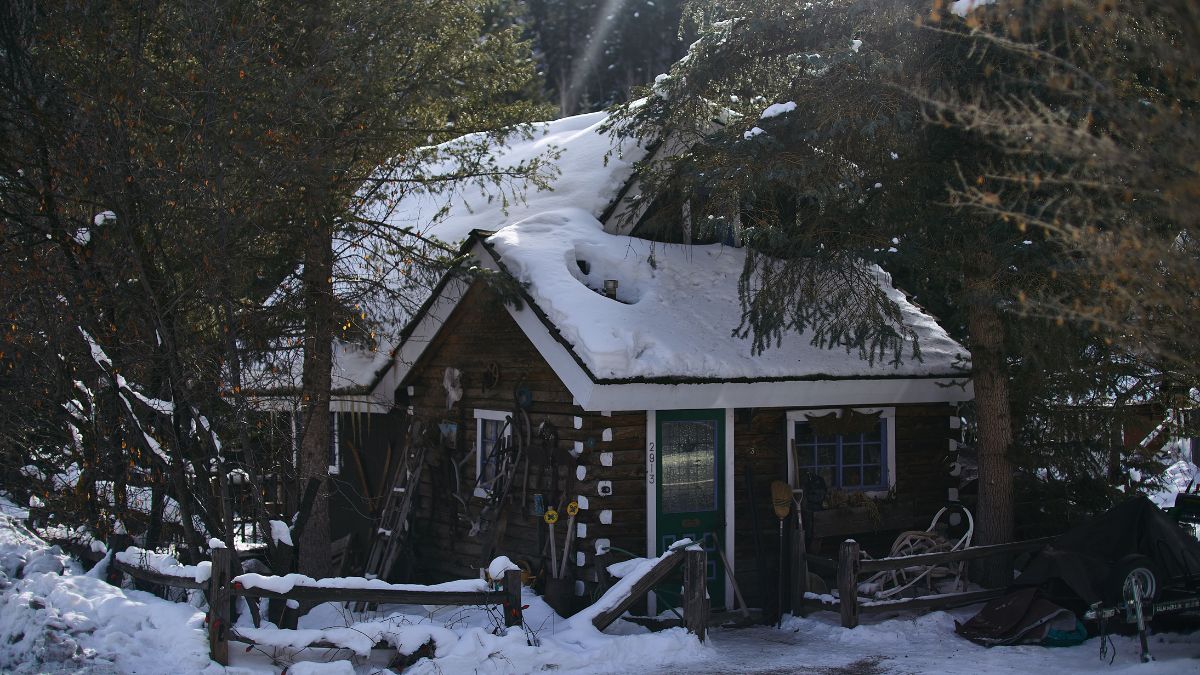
236,620,457,658
0,498,218,674
488,209,966,380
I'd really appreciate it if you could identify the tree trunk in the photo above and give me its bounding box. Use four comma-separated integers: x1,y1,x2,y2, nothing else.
966,299,1016,586
297,215,334,580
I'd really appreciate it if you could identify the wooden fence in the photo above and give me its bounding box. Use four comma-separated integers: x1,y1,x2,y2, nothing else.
811,536,1055,628
107,546,523,666
104,543,711,666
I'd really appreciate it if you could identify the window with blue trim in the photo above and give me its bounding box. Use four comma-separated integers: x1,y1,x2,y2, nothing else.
793,418,887,490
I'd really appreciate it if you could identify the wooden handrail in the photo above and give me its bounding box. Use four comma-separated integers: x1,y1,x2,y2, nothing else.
860,588,1006,614
110,558,209,590
229,583,495,606
591,547,688,632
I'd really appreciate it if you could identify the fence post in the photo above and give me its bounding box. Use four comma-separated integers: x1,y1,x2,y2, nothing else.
791,511,808,617
105,533,132,588
268,542,294,627
503,569,523,628
209,547,233,666
683,548,708,642
838,539,860,629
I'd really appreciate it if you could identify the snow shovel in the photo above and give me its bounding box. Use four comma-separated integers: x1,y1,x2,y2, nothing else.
770,480,793,627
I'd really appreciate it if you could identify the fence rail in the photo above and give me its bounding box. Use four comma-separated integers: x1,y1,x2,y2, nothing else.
828,536,1053,628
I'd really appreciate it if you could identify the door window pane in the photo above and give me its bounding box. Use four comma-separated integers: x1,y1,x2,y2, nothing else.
661,420,718,513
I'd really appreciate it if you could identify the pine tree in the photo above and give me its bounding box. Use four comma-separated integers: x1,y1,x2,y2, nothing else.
606,0,1138,581
0,0,549,579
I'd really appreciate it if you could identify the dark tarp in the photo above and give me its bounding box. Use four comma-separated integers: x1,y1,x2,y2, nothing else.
1011,496,1200,611
956,496,1200,645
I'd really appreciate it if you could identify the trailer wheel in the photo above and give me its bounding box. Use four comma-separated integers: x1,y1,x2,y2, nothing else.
1105,554,1162,604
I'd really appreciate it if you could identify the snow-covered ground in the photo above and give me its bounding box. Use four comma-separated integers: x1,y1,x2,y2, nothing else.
667,611,1198,674
1,496,1196,674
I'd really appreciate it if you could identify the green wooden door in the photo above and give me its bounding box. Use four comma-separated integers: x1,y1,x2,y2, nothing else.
655,409,725,611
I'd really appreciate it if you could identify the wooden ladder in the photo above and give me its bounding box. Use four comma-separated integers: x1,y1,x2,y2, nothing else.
355,432,428,610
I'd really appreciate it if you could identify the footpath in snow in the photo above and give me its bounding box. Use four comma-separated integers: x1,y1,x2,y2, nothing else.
0,495,1197,674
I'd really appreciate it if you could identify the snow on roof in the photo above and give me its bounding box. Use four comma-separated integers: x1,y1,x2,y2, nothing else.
387,110,645,245
486,208,967,381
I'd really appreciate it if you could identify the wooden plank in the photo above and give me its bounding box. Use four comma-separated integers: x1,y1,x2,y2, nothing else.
838,540,860,629
110,559,208,590
230,583,495,606
209,547,233,666
860,588,1005,614
683,549,708,641
591,548,686,631
858,537,1055,574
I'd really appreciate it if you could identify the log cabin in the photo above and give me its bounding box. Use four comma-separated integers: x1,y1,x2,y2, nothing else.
251,111,974,614
342,209,973,617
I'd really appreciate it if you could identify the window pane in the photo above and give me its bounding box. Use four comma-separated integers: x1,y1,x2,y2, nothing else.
842,444,862,465
843,466,862,487
863,466,882,487
661,420,718,513
817,445,837,466
863,444,881,465
797,445,816,468
482,419,505,454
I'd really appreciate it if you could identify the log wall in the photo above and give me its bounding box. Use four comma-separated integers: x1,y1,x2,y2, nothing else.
398,281,646,593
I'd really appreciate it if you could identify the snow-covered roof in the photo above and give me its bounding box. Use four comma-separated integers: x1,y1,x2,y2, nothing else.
247,111,645,407
366,111,973,410
251,108,970,411
385,111,645,245
483,208,966,382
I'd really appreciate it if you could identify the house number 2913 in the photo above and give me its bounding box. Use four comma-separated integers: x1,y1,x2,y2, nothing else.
647,442,655,484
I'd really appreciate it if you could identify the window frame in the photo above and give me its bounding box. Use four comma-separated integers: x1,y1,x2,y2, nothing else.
474,409,512,498
786,407,896,497
291,410,340,475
